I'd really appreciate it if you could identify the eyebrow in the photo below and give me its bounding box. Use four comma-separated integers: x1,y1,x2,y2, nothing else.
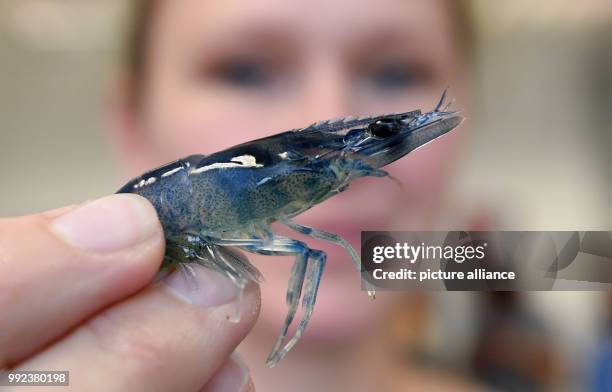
193,21,300,50
186,16,444,69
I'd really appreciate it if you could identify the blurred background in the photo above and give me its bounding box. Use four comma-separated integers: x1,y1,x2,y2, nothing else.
0,0,611,390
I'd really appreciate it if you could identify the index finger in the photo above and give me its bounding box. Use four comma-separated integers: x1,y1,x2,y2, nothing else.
13,266,260,391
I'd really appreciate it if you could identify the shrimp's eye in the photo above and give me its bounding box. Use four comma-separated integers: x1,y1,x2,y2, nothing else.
368,119,400,138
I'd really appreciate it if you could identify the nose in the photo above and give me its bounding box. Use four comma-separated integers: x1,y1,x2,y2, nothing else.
298,58,351,123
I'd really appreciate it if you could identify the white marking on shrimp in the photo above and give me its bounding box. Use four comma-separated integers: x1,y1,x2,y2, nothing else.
133,177,157,189
161,167,183,177
278,152,289,159
257,176,273,186
190,154,263,174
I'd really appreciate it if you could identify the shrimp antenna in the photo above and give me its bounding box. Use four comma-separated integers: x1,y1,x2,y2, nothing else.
434,87,448,112
443,98,455,113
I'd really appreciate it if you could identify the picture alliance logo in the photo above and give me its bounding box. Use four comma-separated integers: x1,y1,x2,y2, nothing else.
372,242,488,264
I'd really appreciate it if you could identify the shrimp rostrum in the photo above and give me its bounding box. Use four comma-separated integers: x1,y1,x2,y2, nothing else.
117,91,463,367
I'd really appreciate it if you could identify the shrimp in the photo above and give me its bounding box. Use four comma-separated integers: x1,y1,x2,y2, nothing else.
116,90,463,367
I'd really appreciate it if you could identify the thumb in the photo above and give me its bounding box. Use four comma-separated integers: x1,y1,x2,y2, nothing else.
0,194,165,367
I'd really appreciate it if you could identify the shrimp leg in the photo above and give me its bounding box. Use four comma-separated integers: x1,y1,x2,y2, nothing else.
267,247,326,366
282,219,376,298
211,235,325,367
164,234,264,321
240,238,309,365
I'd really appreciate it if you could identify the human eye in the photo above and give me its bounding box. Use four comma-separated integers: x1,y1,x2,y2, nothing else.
192,54,280,90
365,62,427,91
212,58,275,88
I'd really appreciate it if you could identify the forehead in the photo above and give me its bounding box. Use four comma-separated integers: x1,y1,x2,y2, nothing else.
149,0,458,56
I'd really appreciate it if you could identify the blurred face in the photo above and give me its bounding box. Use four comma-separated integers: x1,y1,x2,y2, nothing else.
112,0,466,342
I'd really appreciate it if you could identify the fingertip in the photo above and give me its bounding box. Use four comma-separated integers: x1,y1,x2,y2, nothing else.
162,266,261,335
243,282,262,327
50,193,163,255
201,351,253,392
50,193,166,291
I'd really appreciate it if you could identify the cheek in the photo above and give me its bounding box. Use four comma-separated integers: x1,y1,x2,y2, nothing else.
143,93,250,158
143,83,282,160
143,87,301,161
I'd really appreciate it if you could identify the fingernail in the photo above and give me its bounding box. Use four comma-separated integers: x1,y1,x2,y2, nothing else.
51,194,160,253
202,352,252,392
164,265,239,308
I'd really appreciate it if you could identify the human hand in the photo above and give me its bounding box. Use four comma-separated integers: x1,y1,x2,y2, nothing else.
0,194,258,391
